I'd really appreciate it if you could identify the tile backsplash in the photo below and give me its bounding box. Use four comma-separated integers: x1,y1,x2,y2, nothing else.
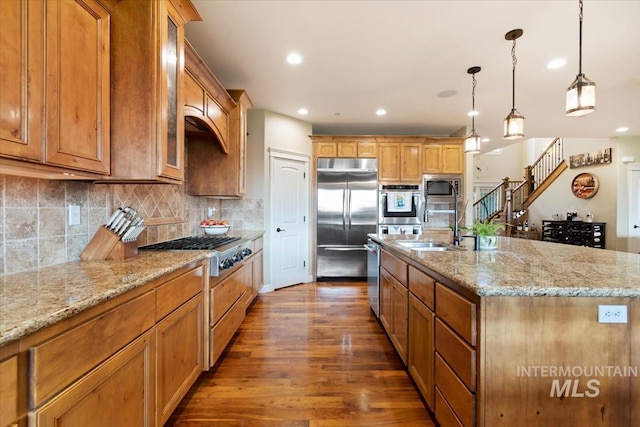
0,174,264,275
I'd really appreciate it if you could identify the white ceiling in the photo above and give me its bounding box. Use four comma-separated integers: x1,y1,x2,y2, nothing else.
185,0,640,153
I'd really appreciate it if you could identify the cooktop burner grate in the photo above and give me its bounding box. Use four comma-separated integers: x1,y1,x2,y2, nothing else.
140,236,241,251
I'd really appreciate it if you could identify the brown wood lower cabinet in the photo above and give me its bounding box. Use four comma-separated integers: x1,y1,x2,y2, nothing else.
156,295,204,425
380,266,408,365
29,329,156,427
23,262,206,427
408,293,435,408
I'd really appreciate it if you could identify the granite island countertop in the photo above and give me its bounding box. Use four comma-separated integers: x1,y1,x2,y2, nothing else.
0,230,264,347
370,234,640,298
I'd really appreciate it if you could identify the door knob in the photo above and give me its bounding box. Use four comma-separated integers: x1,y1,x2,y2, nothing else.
277,227,286,232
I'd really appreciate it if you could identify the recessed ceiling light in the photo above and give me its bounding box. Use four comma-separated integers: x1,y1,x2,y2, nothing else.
547,58,567,69
297,108,308,115
286,53,303,65
376,109,387,116
616,126,629,133
468,110,479,117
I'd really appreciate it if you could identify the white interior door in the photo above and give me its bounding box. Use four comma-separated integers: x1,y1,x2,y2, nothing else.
271,154,310,289
628,167,640,253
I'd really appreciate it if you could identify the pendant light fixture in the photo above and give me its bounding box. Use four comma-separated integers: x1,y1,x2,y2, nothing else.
465,66,482,154
503,29,524,140
566,0,596,116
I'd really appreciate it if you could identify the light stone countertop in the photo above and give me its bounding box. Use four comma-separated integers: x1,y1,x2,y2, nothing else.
0,230,264,347
371,234,640,298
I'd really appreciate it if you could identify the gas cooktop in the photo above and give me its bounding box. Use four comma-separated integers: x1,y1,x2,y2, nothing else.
140,236,240,251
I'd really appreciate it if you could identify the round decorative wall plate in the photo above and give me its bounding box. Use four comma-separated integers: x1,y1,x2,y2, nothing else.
571,172,599,199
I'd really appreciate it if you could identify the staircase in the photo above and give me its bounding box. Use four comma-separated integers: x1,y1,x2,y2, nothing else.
472,138,568,234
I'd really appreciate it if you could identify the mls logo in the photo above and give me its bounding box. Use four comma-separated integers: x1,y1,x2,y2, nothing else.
549,379,600,398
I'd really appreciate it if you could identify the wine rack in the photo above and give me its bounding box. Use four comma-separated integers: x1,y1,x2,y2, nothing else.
542,220,605,249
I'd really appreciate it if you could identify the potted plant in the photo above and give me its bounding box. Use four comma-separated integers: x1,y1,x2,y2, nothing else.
471,220,507,250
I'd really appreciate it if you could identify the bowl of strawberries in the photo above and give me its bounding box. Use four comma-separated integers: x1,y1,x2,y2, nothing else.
200,219,230,235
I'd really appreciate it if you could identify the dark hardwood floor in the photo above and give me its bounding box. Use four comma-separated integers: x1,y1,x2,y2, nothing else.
166,281,435,426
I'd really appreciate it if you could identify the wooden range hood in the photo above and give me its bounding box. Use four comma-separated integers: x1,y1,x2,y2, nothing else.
183,39,236,155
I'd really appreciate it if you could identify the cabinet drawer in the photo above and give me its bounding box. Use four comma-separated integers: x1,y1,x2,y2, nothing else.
211,297,246,365
0,355,18,426
436,283,476,345
30,291,156,407
408,266,435,310
156,264,204,321
435,354,475,427
381,250,407,286
435,319,476,391
435,383,464,427
211,265,248,325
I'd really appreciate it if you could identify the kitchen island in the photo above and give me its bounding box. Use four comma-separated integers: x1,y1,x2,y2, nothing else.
371,234,640,427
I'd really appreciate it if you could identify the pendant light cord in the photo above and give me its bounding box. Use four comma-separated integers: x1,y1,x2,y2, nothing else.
511,38,517,110
471,73,477,130
578,0,584,76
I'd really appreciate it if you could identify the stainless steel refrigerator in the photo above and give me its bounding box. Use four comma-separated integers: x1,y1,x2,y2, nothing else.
316,158,378,278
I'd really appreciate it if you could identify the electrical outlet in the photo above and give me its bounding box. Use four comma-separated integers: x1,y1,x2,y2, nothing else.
598,305,628,323
69,205,81,226
208,207,216,218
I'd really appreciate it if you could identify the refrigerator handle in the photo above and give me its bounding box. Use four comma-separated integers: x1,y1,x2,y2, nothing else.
342,188,347,230
347,188,352,230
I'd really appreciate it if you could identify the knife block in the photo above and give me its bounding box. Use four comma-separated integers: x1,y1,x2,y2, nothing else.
81,226,138,261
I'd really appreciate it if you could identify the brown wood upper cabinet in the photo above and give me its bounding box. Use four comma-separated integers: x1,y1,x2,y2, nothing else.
422,142,464,174
105,0,201,183
378,142,422,183
0,0,111,179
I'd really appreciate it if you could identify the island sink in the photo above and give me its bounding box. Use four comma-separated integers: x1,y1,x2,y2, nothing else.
396,240,451,251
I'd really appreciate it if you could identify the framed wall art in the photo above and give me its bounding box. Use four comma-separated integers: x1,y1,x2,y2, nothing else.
571,172,599,199
569,147,612,169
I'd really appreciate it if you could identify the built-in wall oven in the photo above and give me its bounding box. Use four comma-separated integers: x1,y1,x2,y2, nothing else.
378,184,422,235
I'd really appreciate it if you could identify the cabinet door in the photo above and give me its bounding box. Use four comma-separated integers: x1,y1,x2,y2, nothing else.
441,144,463,174
159,0,185,180
379,267,394,334
391,279,409,365
408,294,435,409
400,143,422,182
0,356,19,427
156,294,204,425
30,330,156,427
357,142,377,158
378,143,401,182
0,0,43,161
337,142,357,158
422,145,442,174
315,142,337,158
43,0,110,174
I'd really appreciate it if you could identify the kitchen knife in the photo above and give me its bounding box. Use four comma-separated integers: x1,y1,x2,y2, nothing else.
118,219,132,236
108,211,126,232
105,209,122,228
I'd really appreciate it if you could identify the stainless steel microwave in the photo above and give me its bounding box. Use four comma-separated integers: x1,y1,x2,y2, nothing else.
423,175,462,198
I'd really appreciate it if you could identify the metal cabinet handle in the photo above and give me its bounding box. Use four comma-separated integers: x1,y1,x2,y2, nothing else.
634,225,640,229
277,227,286,232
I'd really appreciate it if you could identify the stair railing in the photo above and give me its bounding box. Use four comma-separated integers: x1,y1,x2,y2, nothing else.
473,177,524,224
526,138,563,195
